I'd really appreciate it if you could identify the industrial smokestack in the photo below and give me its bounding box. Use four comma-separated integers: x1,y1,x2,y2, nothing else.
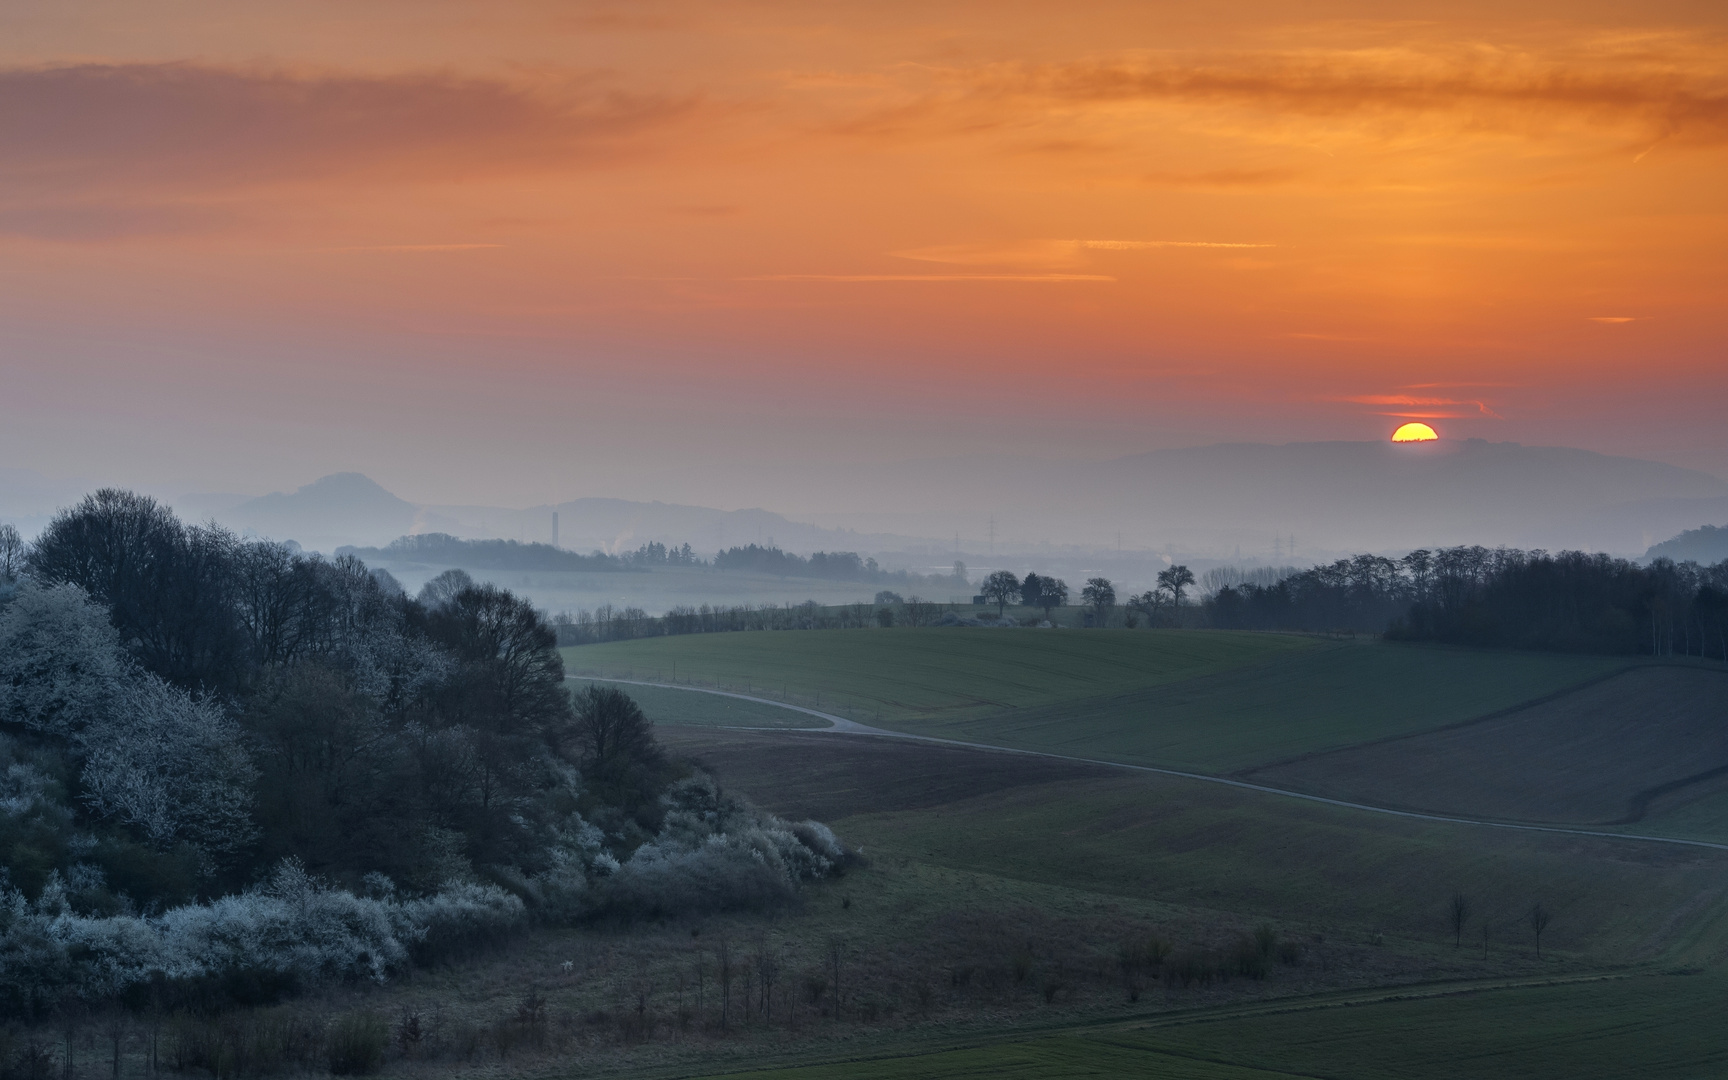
552,511,559,549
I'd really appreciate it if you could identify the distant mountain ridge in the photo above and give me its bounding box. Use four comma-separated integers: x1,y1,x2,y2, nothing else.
716,439,1728,556
1086,439,1728,554
205,473,419,550
169,474,913,556
1645,524,1728,565
9,438,1722,560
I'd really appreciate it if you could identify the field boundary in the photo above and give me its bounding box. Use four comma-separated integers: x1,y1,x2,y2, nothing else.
663,969,1673,1080
1230,658,1653,776
1619,762,1728,825
576,677,1728,854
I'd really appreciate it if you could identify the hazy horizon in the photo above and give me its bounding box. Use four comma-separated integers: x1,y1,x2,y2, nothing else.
7,434,1724,569
2,0,1725,524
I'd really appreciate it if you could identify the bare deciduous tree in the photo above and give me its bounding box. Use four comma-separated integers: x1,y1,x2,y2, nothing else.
980,570,1021,616
718,937,733,1030
1081,577,1116,627
1036,577,1069,620
1449,893,1471,948
1126,590,1161,628
1528,903,1551,958
0,522,22,582
1157,564,1197,610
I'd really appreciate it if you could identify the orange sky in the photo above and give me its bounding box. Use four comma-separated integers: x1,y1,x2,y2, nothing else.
0,0,1723,507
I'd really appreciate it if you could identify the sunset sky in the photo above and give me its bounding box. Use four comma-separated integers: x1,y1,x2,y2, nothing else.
1,0,1724,511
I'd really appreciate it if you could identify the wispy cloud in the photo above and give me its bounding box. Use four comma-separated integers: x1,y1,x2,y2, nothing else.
0,63,699,238
1588,316,1643,323
317,243,506,253
1342,394,1505,418
1376,411,1478,419
1140,168,1302,188
889,238,1272,269
838,37,1728,147
1077,240,1274,249
890,242,1077,266
741,273,1114,282
1401,382,1521,389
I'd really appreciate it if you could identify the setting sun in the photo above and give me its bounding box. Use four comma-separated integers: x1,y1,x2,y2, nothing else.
1391,423,1439,443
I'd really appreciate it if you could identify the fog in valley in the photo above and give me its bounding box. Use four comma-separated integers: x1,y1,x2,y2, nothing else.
5,437,1724,615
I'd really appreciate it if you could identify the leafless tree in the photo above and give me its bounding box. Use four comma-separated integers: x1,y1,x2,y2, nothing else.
1449,893,1471,948
980,570,1020,616
1036,577,1069,620
1081,577,1116,627
1157,564,1197,609
0,522,22,582
718,938,733,1031
754,938,779,1023
1528,903,1551,958
1126,589,1161,628
828,936,844,1021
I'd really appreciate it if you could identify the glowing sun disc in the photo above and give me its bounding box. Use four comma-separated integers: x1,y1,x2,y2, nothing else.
1391,422,1439,443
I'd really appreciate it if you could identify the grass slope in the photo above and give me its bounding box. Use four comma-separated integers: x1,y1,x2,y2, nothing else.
570,679,825,728
565,629,1306,728
1621,783,1728,845
894,640,1626,772
1249,665,1728,824
836,775,1719,963
571,631,1627,772
668,730,1728,967
704,974,1728,1080
275,723,1728,1080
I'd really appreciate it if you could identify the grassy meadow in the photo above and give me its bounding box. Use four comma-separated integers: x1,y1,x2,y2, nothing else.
565,628,1310,728
153,626,1718,1080
568,630,1630,772
1249,665,1728,824
702,972,1728,1080
286,717,1728,1080
1617,785,1728,845
670,730,1728,969
570,679,827,728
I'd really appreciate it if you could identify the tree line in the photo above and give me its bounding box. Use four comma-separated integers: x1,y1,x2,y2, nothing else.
713,544,967,588
0,493,847,1016
332,533,964,591
338,533,622,573
1203,547,1728,657
555,600,906,646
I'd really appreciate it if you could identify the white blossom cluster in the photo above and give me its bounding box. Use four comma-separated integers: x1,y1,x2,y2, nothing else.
0,859,525,1011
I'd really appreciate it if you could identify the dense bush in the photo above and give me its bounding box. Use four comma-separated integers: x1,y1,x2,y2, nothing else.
0,860,524,1014
0,491,850,1016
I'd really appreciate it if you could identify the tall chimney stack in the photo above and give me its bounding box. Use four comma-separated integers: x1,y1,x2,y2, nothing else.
552,511,560,549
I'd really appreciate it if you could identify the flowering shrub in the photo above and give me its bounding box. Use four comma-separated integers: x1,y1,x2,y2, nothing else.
0,861,526,1013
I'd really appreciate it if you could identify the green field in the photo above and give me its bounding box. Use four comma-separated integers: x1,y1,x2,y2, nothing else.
834,772,1715,961
565,629,1309,727
676,728,1724,966
890,641,1626,772
1625,784,1728,844
566,631,1628,772
528,632,1728,1078
570,678,826,728
652,719,1728,1080
704,974,1728,1079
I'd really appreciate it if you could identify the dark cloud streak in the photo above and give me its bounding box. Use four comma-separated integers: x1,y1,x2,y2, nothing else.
0,63,700,237
839,43,1728,145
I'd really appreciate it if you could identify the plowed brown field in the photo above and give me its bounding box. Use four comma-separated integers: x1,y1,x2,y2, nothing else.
658,726,1113,820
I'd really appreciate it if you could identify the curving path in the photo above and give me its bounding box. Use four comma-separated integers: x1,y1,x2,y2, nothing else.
572,676,1728,854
